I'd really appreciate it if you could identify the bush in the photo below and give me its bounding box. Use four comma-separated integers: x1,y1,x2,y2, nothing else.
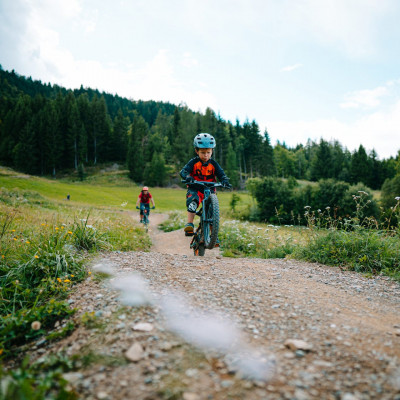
294,229,400,279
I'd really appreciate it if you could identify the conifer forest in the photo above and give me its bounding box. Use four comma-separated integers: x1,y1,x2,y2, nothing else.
0,66,399,195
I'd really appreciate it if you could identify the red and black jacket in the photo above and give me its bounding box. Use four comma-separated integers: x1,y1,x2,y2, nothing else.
180,157,228,191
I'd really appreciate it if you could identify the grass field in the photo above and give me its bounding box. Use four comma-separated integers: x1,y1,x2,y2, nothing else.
0,166,253,213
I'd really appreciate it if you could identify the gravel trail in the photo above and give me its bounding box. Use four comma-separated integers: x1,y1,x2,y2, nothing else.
29,213,400,400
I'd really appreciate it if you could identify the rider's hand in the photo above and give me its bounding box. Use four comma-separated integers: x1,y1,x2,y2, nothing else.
185,175,194,184
136,206,139,209
152,206,155,209
223,180,232,189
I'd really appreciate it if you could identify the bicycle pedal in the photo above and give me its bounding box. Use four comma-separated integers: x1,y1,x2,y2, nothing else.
185,231,194,237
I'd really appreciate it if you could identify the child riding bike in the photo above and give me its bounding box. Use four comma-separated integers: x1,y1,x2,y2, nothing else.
180,133,231,236
135,186,155,223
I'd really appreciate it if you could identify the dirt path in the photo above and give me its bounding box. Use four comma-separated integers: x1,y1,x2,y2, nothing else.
149,213,220,257
27,213,400,399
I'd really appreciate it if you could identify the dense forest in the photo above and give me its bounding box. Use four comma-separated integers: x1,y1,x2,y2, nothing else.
0,66,399,194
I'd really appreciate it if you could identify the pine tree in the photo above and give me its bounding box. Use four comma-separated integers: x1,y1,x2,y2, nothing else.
350,145,369,185
225,143,239,188
127,112,148,182
310,139,333,181
260,130,275,176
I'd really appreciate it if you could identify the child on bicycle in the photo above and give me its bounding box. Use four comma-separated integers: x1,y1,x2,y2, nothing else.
136,186,155,223
180,133,231,235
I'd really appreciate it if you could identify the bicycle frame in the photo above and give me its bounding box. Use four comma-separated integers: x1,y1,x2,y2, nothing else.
184,180,223,255
140,204,150,231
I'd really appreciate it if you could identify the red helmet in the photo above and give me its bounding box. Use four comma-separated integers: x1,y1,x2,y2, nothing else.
142,186,149,191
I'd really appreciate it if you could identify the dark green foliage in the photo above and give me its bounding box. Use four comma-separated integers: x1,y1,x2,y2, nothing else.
0,301,75,354
250,177,379,225
381,174,400,209
250,177,296,223
144,152,168,187
0,67,398,189
127,112,147,182
0,354,79,399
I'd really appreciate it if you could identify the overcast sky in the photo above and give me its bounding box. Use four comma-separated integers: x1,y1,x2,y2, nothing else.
1,0,400,159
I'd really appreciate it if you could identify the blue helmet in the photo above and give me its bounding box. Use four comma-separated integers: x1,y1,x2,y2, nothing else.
193,133,216,149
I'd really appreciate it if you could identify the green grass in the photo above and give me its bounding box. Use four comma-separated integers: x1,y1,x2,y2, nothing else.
0,166,253,213
0,168,153,398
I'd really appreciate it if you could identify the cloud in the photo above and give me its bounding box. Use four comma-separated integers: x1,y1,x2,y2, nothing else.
281,63,303,72
267,99,400,159
181,52,199,68
340,86,389,109
286,0,396,57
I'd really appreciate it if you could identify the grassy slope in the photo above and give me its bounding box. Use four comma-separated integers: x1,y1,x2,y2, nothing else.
0,167,253,213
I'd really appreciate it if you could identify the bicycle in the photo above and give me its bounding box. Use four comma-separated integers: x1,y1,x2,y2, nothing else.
183,180,229,256
136,205,155,233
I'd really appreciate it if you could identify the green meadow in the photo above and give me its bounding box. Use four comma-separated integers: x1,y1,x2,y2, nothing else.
0,167,253,213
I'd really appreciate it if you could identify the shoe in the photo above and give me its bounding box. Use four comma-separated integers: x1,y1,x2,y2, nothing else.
184,223,194,236
215,237,220,247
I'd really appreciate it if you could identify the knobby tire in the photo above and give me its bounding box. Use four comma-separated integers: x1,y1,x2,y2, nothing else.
194,243,205,256
203,193,219,249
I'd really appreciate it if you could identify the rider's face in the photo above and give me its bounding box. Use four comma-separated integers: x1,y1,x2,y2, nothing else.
196,148,212,163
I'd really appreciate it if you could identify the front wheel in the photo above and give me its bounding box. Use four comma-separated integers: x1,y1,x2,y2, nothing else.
194,243,205,256
203,193,219,249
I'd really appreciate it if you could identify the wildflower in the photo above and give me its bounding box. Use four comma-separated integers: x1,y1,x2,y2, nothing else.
304,206,311,209
71,274,74,277
1,255,4,259
325,206,330,210
26,241,30,244
61,226,65,229
57,278,62,283
395,197,400,201
41,223,46,226
88,271,92,275
11,229,16,232
64,279,71,283
31,321,41,330
55,227,59,230
34,255,39,259
0,349,3,355
68,231,73,235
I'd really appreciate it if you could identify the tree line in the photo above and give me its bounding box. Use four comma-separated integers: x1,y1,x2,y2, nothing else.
0,66,399,191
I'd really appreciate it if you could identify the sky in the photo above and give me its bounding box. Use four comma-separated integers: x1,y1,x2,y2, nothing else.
1,0,400,159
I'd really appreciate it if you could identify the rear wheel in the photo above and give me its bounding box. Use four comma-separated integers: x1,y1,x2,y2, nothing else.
203,194,219,249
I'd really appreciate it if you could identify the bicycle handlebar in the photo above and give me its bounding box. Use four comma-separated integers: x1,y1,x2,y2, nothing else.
181,179,230,189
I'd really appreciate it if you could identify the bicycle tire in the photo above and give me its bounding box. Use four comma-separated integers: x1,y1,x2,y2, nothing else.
194,243,205,256
203,193,219,249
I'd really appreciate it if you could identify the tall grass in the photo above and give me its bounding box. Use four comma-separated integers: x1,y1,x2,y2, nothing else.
294,194,400,279
0,187,150,359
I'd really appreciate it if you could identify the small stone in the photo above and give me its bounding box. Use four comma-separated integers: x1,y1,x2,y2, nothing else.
125,342,145,362
97,392,109,400
183,393,200,400
132,322,154,332
341,394,360,400
284,339,313,352
295,350,306,358
62,372,83,384
185,368,198,377
161,342,173,351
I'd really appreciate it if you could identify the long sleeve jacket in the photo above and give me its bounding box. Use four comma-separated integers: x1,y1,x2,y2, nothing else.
180,157,229,191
